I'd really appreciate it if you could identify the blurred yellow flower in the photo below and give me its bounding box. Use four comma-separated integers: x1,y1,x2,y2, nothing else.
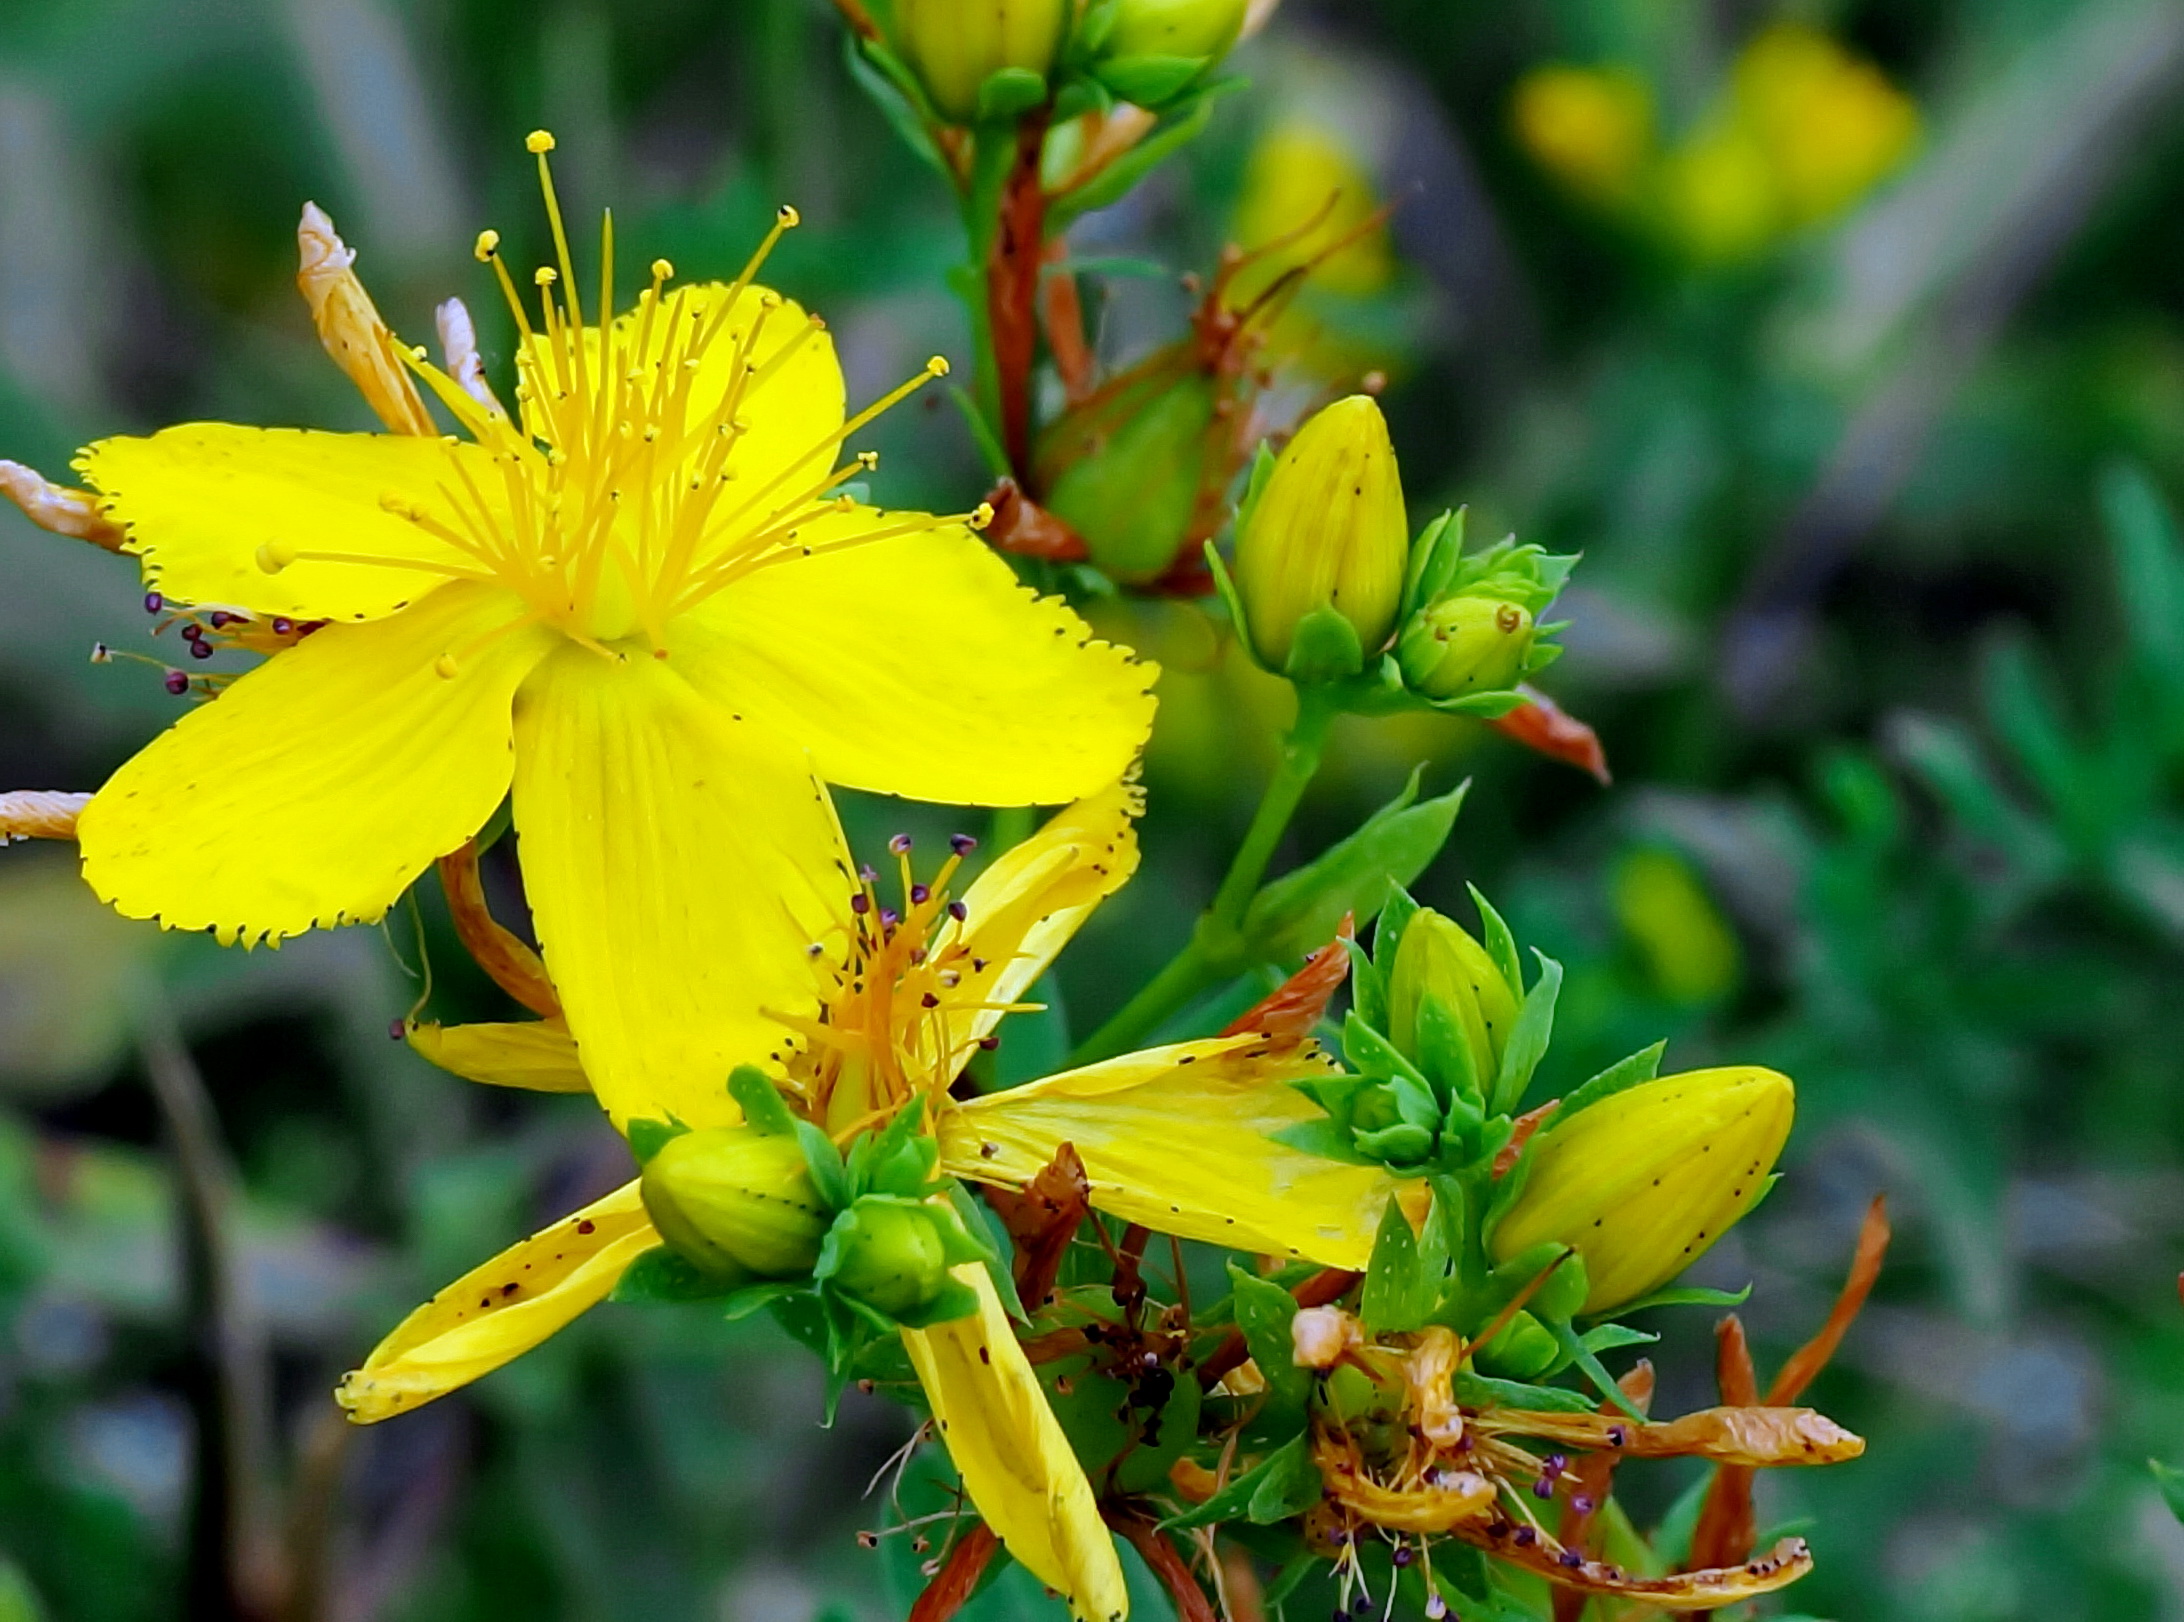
1513,23,1918,263
1230,120,1395,304
34,136,1156,1130
1509,63,1656,204
1613,846,1740,1004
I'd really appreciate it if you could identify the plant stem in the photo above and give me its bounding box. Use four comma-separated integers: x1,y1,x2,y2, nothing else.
987,113,1049,477
1070,689,1337,1063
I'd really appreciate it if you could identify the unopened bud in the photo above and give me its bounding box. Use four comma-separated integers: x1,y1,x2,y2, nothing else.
1233,395,1407,673
1491,1067,1794,1313
824,1199,952,1318
891,0,1067,124
639,1126,829,1279
1387,909,1518,1090
1291,1304,1362,1369
1038,371,1216,584
1398,595,1536,699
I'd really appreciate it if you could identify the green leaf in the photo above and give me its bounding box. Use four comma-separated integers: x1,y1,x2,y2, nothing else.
1556,1040,1667,1123
1450,1371,1596,1413
1402,508,1462,618
2102,463,2184,694
946,385,1012,481
1244,776,1469,967
1341,1010,1433,1088
2152,1458,2184,1523
727,1066,797,1134
1360,1197,1430,1334
1234,441,1278,540
1161,1434,1313,1530
1345,938,1388,1034
1048,79,1241,227
1610,1282,1752,1317
1225,1263,1312,1419
1488,951,1562,1115
1373,884,1421,977
842,37,950,180
610,1248,738,1304
954,1182,1030,1323
1465,883,1523,1000
720,1280,807,1322
1552,1319,1644,1419
1271,1116,1373,1164
1412,991,1482,1108
624,1117,688,1166
1580,1323,1659,1354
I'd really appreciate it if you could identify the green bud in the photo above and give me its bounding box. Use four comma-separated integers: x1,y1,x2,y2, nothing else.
1233,395,1408,672
1104,0,1249,63
1387,909,1519,1090
825,1199,952,1318
892,0,1068,123
1472,1310,1559,1379
639,1126,829,1279
1492,1067,1795,1314
1037,371,1216,583
1398,595,1536,699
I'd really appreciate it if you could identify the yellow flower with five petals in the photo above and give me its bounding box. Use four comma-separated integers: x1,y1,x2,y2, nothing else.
354,783,1406,1619
20,135,1154,1127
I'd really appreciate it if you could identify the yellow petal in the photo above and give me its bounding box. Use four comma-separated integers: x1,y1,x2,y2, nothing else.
899,1265,1127,1622
78,426,506,622
77,582,553,944
939,1038,1402,1269
520,282,841,497
673,515,1157,806
336,1180,658,1422
407,1018,591,1093
923,781,1142,1072
511,644,851,1129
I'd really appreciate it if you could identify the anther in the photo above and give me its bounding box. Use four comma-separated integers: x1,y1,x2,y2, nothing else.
1531,1477,1554,1499
854,1531,878,1550
968,502,995,531
1557,1550,1582,1569
474,229,501,261
888,833,913,855
163,670,189,695
850,893,870,915
1571,1494,1596,1514
909,883,930,904
208,611,232,629
1513,1528,1537,1548
924,355,949,377
89,642,111,663
272,617,294,635
777,204,800,227
189,640,214,660
388,1018,407,1040
1425,1596,1447,1621
180,623,204,642
946,901,967,922
143,592,163,614
879,908,900,928
534,267,558,287
977,1035,1000,1051
1391,1546,1414,1568
526,129,557,153
650,258,674,282
256,542,297,573
920,993,939,1008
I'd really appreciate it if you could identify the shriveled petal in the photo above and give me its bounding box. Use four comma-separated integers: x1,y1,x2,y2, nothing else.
336,1180,657,1422
78,426,507,621
520,282,841,497
1479,1405,1865,1467
899,1265,1127,1622
78,582,553,944
511,644,851,1129
920,782,1142,1074
407,1018,591,1093
938,1037,1402,1269
673,515,1156,806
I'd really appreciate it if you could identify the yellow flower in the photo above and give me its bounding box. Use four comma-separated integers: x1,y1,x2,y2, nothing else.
1509,63,1655,204
354,784,1403,1617
1732,23,1918,226
28,138,1154,1128
1229,121,1393,304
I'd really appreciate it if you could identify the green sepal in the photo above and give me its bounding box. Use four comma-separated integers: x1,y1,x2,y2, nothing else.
1451,1371,1596,1413
1580,1323,1659,1355
844,1097,935,1200
1423,686,1531,720
1271,1114,1373,1165
842,36,951,180
1480,1126,1541,1248
1283,604,1366,685
888,1277,984,1330
1360,1198,1426,1334
720,1280,808,1322
1411,991,1483,1109
625,1116,689,1166
1204,541,1253,654
1049,71,1114,125
1557,1040,1668,1124
1161,1434,1320,1531
1473,1309,1559,1379
1488,950,1563,1115
1402,508,1464,619
1373,884,1422,978
727,1066,796,1134
975,66,1050,123
611,1247,742,1304
1074,0,1122,54
1553,1319,1646,1419
1092,53,1208,107
1609,1282,1753,1317
953,1182,1030,1324
1243,774,1468,969
1344,937,1388,1034
1224,1264,1312,1422
1234,440,1278,541
1465,883,1523,1001
1342,1012,1433,1090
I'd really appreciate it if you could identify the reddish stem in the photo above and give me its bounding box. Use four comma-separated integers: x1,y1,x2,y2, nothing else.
1106,1509,1219,1622
988,115,1050,479
907,1525,1000,1622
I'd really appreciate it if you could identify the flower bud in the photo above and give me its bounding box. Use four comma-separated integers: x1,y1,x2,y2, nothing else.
892,0,1067,124
639,1127,829,1280
1037,371,1217,584
1386,909,1519,1090
1104,0,1249,64
825,1199,953,1318
1491,1067,1794,1314
1471,1309,1558,1380
1233,395,1408,673
1398,596,1536,699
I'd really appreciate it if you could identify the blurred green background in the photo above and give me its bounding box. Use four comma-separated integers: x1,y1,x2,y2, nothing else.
4,0,2184,1617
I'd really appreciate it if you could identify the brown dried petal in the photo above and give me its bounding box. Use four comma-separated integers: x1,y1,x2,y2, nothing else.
1464,1525,1814,1612
1483,1405,1865,1468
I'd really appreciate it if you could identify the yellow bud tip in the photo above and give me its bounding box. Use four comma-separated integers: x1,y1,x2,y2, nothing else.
526,129,556,154
434,653,460,680
473,229,500,261
255,542,297,574
534,266,558,287
925,355,950,377
968,502,995,531
650,258,674,282
777,204,801,227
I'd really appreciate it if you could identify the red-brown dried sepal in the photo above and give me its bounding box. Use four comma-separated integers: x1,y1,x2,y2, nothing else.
1221,916,1353,1048
981,478,1091,563
1487,686,1611,785
981,1142,1092,1310
436,840,561,1019
1552,1361,1656,1622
